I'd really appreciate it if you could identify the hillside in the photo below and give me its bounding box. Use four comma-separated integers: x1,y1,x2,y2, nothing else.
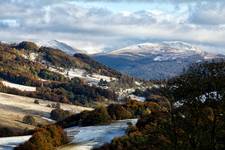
0,41,147,106
0,92,91,132
95,60,225,150
3,59,225,150
94,41,225,80
36,40,83,55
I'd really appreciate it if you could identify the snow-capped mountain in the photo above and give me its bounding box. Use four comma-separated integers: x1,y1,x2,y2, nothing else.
109,41,215,60
94,41,225,80
37,40,84,55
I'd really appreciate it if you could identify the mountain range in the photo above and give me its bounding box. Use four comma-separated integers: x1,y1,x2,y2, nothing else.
20,40,225,80
94,41,225,80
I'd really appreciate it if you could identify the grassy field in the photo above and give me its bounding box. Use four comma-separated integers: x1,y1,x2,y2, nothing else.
0,92,92,130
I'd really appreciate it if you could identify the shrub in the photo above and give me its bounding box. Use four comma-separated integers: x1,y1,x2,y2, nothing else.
146,95,170,111
81,106,111,126
98,79,108,86
50,108,71,121
38,69,67,81
34,99,39,104
58,106,112,127
15,125,68,150
57,101,162,128
51,102,61,109
107,104,132,120
23,115,36,125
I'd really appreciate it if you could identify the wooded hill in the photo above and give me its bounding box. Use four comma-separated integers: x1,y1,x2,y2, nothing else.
0,41,139,106
95,60,225,150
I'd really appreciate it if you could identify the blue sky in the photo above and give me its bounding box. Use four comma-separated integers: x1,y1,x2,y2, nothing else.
73,1,175,12
0,0,225,54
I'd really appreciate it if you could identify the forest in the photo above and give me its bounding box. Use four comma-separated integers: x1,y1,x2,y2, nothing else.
57,100,164,128
17,60,225,150
95,60,225,150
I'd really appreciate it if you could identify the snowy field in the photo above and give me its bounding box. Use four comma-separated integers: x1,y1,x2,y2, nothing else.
60,119,137,150
0,119,137,150
1,81,36,92
49,67,116,86
0,136,31,150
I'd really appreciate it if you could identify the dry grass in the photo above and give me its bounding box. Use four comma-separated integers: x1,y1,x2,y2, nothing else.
0,92,92,130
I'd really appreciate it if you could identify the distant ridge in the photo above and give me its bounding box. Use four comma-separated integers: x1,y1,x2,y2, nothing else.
94,41,225,80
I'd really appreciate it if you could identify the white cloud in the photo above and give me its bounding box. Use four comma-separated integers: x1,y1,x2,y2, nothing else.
0,0,224,54
188,2,225,25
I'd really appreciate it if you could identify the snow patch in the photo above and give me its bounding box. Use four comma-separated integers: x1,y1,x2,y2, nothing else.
21,54,28,59
21,53,38,62
64,119,137,150
0,135,31,150
123,41,222,62
41,117,55,122
199,91,222,102
135,81,141,86
37,40,83,55
48,67,85,79
128,94,146,102
108,41,216,61
91,74,116,83
29,53,38,61
117,88,136,99
1,81,36,92
48,67,116,86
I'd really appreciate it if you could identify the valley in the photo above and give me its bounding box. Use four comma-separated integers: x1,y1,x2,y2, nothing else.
0,119,137,150
59,119,137,150
1,1,225,150
0,40,225,150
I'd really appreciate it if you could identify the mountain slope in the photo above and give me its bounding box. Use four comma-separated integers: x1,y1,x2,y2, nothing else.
37,40,84,55
94,41,225,80
0,41,145,106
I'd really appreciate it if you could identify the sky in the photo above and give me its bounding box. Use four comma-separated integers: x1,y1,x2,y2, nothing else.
0,0,225,54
